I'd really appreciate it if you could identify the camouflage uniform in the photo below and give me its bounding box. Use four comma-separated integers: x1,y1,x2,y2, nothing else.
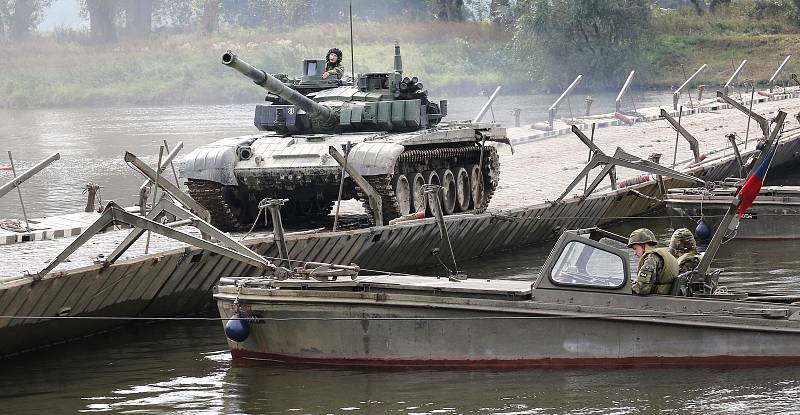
634,247,679,295
677,252,701,274
628,228,679,296
324,47,344,80
324,63,344,80
670,228,701,274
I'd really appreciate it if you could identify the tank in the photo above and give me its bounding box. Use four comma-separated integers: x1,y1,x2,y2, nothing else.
179,43,504,230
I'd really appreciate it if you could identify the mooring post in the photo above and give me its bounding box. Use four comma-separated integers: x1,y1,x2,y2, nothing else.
511,108,521,127
7,151,31,232
84,183,100,212
584,96,594,116
263,198,289,266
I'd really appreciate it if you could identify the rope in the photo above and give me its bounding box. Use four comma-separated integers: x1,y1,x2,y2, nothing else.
0,218,25,232
0,312,763,322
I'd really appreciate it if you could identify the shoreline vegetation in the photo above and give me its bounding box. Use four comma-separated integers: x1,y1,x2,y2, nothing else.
1,5,798,109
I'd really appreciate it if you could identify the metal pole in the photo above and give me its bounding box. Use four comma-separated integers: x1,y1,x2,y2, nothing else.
7,152,31,232
744,82,756,149
424,184,462,280
769,55,792,93
0,152,60,200
723,59,747,96
673,64,706,110
615,71,635,112
265,199,288,266
349,0,355,81
332,142,351,232
672,106,683,169
473,85,502,123
163,140,180,186
145,146,165,255
583,123,595,193
548,75,582,120
328,146,383,226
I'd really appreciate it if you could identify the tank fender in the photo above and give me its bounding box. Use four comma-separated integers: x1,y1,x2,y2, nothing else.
345,142,406,176
178,136,257,186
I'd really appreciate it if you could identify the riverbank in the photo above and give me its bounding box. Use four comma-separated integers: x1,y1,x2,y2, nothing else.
1,11,798,109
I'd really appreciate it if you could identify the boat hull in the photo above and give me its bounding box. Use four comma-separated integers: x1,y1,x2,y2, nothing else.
216,289,800,368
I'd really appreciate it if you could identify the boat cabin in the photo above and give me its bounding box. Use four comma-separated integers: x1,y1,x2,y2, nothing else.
532,227,720,298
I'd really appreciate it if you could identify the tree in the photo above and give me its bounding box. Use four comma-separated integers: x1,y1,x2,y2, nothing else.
0,0,52,40
490,0,516,28
201,0,220,34
86,0,119,43
515,0,652,86
436,0,464,21
689,0,704,14
124,0,152,37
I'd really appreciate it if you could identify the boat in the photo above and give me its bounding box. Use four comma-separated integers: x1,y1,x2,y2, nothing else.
215,224,800,367
665,184,800,240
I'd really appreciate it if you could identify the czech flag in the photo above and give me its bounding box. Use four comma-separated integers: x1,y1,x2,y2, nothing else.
737,145,776,217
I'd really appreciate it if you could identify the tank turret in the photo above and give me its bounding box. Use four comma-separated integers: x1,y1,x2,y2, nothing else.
222,47,445,134
222,51,339,131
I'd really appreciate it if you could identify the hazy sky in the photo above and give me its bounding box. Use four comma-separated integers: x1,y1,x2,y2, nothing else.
38,0,85,30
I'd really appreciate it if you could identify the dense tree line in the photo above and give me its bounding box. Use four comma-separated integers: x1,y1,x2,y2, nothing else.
0,0,490,43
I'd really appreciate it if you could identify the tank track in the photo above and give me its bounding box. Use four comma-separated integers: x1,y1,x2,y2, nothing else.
357,145,500,225
186,179,244,231
187,179,337,231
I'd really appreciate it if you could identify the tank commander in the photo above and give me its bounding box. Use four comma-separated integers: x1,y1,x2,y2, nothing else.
670,228,702,274
627,228,679,296
322,47,344,80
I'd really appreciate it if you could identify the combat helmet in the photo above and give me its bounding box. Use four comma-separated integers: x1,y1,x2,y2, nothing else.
627,228,657,247
670,228,697,253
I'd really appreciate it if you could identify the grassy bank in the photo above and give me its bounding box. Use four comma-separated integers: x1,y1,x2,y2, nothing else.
0,22,511,108
1,8,798,109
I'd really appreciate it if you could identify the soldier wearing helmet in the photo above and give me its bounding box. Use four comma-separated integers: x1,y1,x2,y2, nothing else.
322,47,344,80
670,228,701,274
627,228,679,296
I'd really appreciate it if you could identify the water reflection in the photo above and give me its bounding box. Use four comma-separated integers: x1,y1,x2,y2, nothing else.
6,320,800,415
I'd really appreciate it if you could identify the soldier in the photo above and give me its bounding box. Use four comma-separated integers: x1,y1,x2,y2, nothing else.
627,228,679,296
322,47,345,80
670,228,702,274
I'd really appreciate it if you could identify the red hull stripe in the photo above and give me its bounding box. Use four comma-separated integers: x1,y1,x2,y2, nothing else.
231,350,800,369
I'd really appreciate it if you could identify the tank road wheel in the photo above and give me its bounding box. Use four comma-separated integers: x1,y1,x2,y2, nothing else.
437,169,457,215
468,164,485,210
453,167,471,212
422,170,440,216
392,174,412,216
410,172,426,214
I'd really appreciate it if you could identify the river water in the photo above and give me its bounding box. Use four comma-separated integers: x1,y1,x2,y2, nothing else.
3,94,800,414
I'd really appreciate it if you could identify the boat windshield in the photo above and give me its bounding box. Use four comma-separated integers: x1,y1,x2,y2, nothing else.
550,241,626,288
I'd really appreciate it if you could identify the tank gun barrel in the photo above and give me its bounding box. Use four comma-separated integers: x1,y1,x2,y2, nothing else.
222,51,335,122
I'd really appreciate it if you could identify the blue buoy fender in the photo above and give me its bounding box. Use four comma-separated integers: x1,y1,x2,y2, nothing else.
695,219,712,240
225,313,250,342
